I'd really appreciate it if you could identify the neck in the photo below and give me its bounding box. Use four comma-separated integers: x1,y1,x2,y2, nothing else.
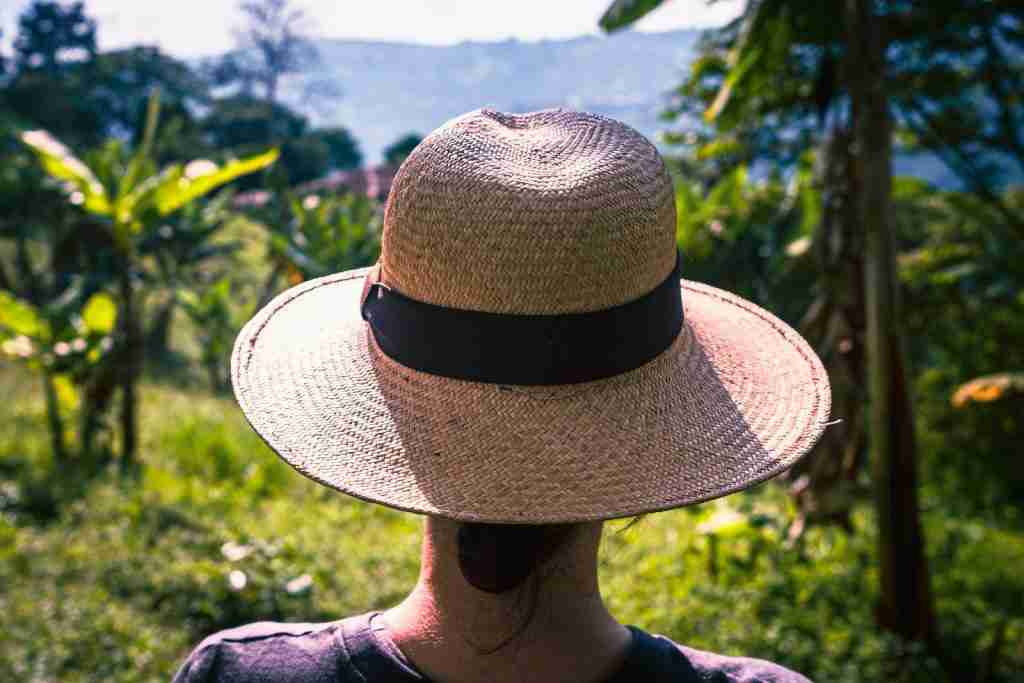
383,518,631,683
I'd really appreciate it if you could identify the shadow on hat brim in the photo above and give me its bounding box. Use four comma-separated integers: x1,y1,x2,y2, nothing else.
231,267,831,524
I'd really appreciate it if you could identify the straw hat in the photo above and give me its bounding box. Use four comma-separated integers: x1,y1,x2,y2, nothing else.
232,108,831,523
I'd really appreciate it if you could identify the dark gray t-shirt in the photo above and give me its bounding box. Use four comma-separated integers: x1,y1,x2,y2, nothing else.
172,612,811,682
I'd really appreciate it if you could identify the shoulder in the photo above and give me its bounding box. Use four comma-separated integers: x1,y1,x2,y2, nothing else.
672,640,812,683
625,628,813,683
172,617,366,683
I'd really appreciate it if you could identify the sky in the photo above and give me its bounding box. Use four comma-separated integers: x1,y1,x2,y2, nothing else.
1,0,743,58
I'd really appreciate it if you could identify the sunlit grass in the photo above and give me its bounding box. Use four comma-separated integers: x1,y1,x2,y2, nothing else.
1,362,1022,682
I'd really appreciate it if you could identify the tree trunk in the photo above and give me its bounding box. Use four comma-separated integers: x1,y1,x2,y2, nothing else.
0,256,13,292
79,368,116,463
14,234,40,306
146,297,177,359
42,372,68,463
844,0,936,644
118,269,142,472
789,127,866,540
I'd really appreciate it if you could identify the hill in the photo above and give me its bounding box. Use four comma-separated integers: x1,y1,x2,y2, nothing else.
281,30,700,164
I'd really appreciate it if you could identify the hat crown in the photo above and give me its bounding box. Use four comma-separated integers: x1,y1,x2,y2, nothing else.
379,108,678,315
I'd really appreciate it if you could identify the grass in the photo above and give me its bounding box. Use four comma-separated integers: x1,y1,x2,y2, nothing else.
1,362,1022,682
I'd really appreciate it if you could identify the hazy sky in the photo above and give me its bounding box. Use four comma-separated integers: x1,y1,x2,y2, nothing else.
1,0,743,57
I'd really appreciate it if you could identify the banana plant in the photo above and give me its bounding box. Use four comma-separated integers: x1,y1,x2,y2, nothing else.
18,90,278,469
176,278,250,393
0,289,117,463
256,190,381,306
140,190,243,358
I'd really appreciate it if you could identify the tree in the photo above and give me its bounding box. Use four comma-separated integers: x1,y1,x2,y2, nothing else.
217,0,319,104
142,190,243,358
383,133,422,167
3,1,103,147
201,95,334,184
176,277,249,392
844,0,934,643
4,5,216,156
315,127,362,171
13,1,95,76
279,134,330,184
90,47,211,153
599,0,955,653
203,95,307,150
889,1,1024,232
17,92,277,468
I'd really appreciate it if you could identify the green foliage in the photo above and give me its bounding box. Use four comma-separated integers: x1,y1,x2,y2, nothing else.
203,96,307,150
0,289,116,369
91,46,211,160
20,125,278,240
177,278,249,392
673,162,816,324
154,150,280,215
13,1,96,75
81,291,117,334
200,96,357,185
1,3,1022,681
0,290,47,339
18,130,109,213
656,0,1024,197
3,3,103,148
894,186,1024,523
0,288,118,464
278,134,331,185
256,191,382,301
599,0,668,33
382,133,422,167
12,92,277,468
1,368,1021,682
315,127,363,171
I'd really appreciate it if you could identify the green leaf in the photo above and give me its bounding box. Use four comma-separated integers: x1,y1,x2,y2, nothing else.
696,138,742,161
20,130,111,214
0,291,48,338
705,47,762,123
211,277,232,301
118,90,162,203
599,0,668,32
175,288,201,312
53,374,80,413
154,149,279,216
797,175,822,236
81,292,117,334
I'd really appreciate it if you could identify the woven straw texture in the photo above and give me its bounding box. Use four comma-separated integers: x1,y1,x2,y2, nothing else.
232,108,831,523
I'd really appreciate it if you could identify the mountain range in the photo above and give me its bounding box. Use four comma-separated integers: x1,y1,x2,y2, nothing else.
278,30,962,187
280,30,700,165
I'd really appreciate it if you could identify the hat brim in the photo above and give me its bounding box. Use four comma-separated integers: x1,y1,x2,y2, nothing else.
231,267,831,523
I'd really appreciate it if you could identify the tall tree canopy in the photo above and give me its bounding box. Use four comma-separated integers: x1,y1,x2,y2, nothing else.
13,1,95,75
383,133,423,167
211,0,319,104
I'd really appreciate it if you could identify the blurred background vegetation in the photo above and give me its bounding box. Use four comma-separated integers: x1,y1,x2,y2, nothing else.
0,0,1022,681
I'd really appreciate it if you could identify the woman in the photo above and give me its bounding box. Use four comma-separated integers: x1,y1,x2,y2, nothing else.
174,108,830,682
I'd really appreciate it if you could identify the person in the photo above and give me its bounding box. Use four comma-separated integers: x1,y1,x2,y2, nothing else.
173,108,831,682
